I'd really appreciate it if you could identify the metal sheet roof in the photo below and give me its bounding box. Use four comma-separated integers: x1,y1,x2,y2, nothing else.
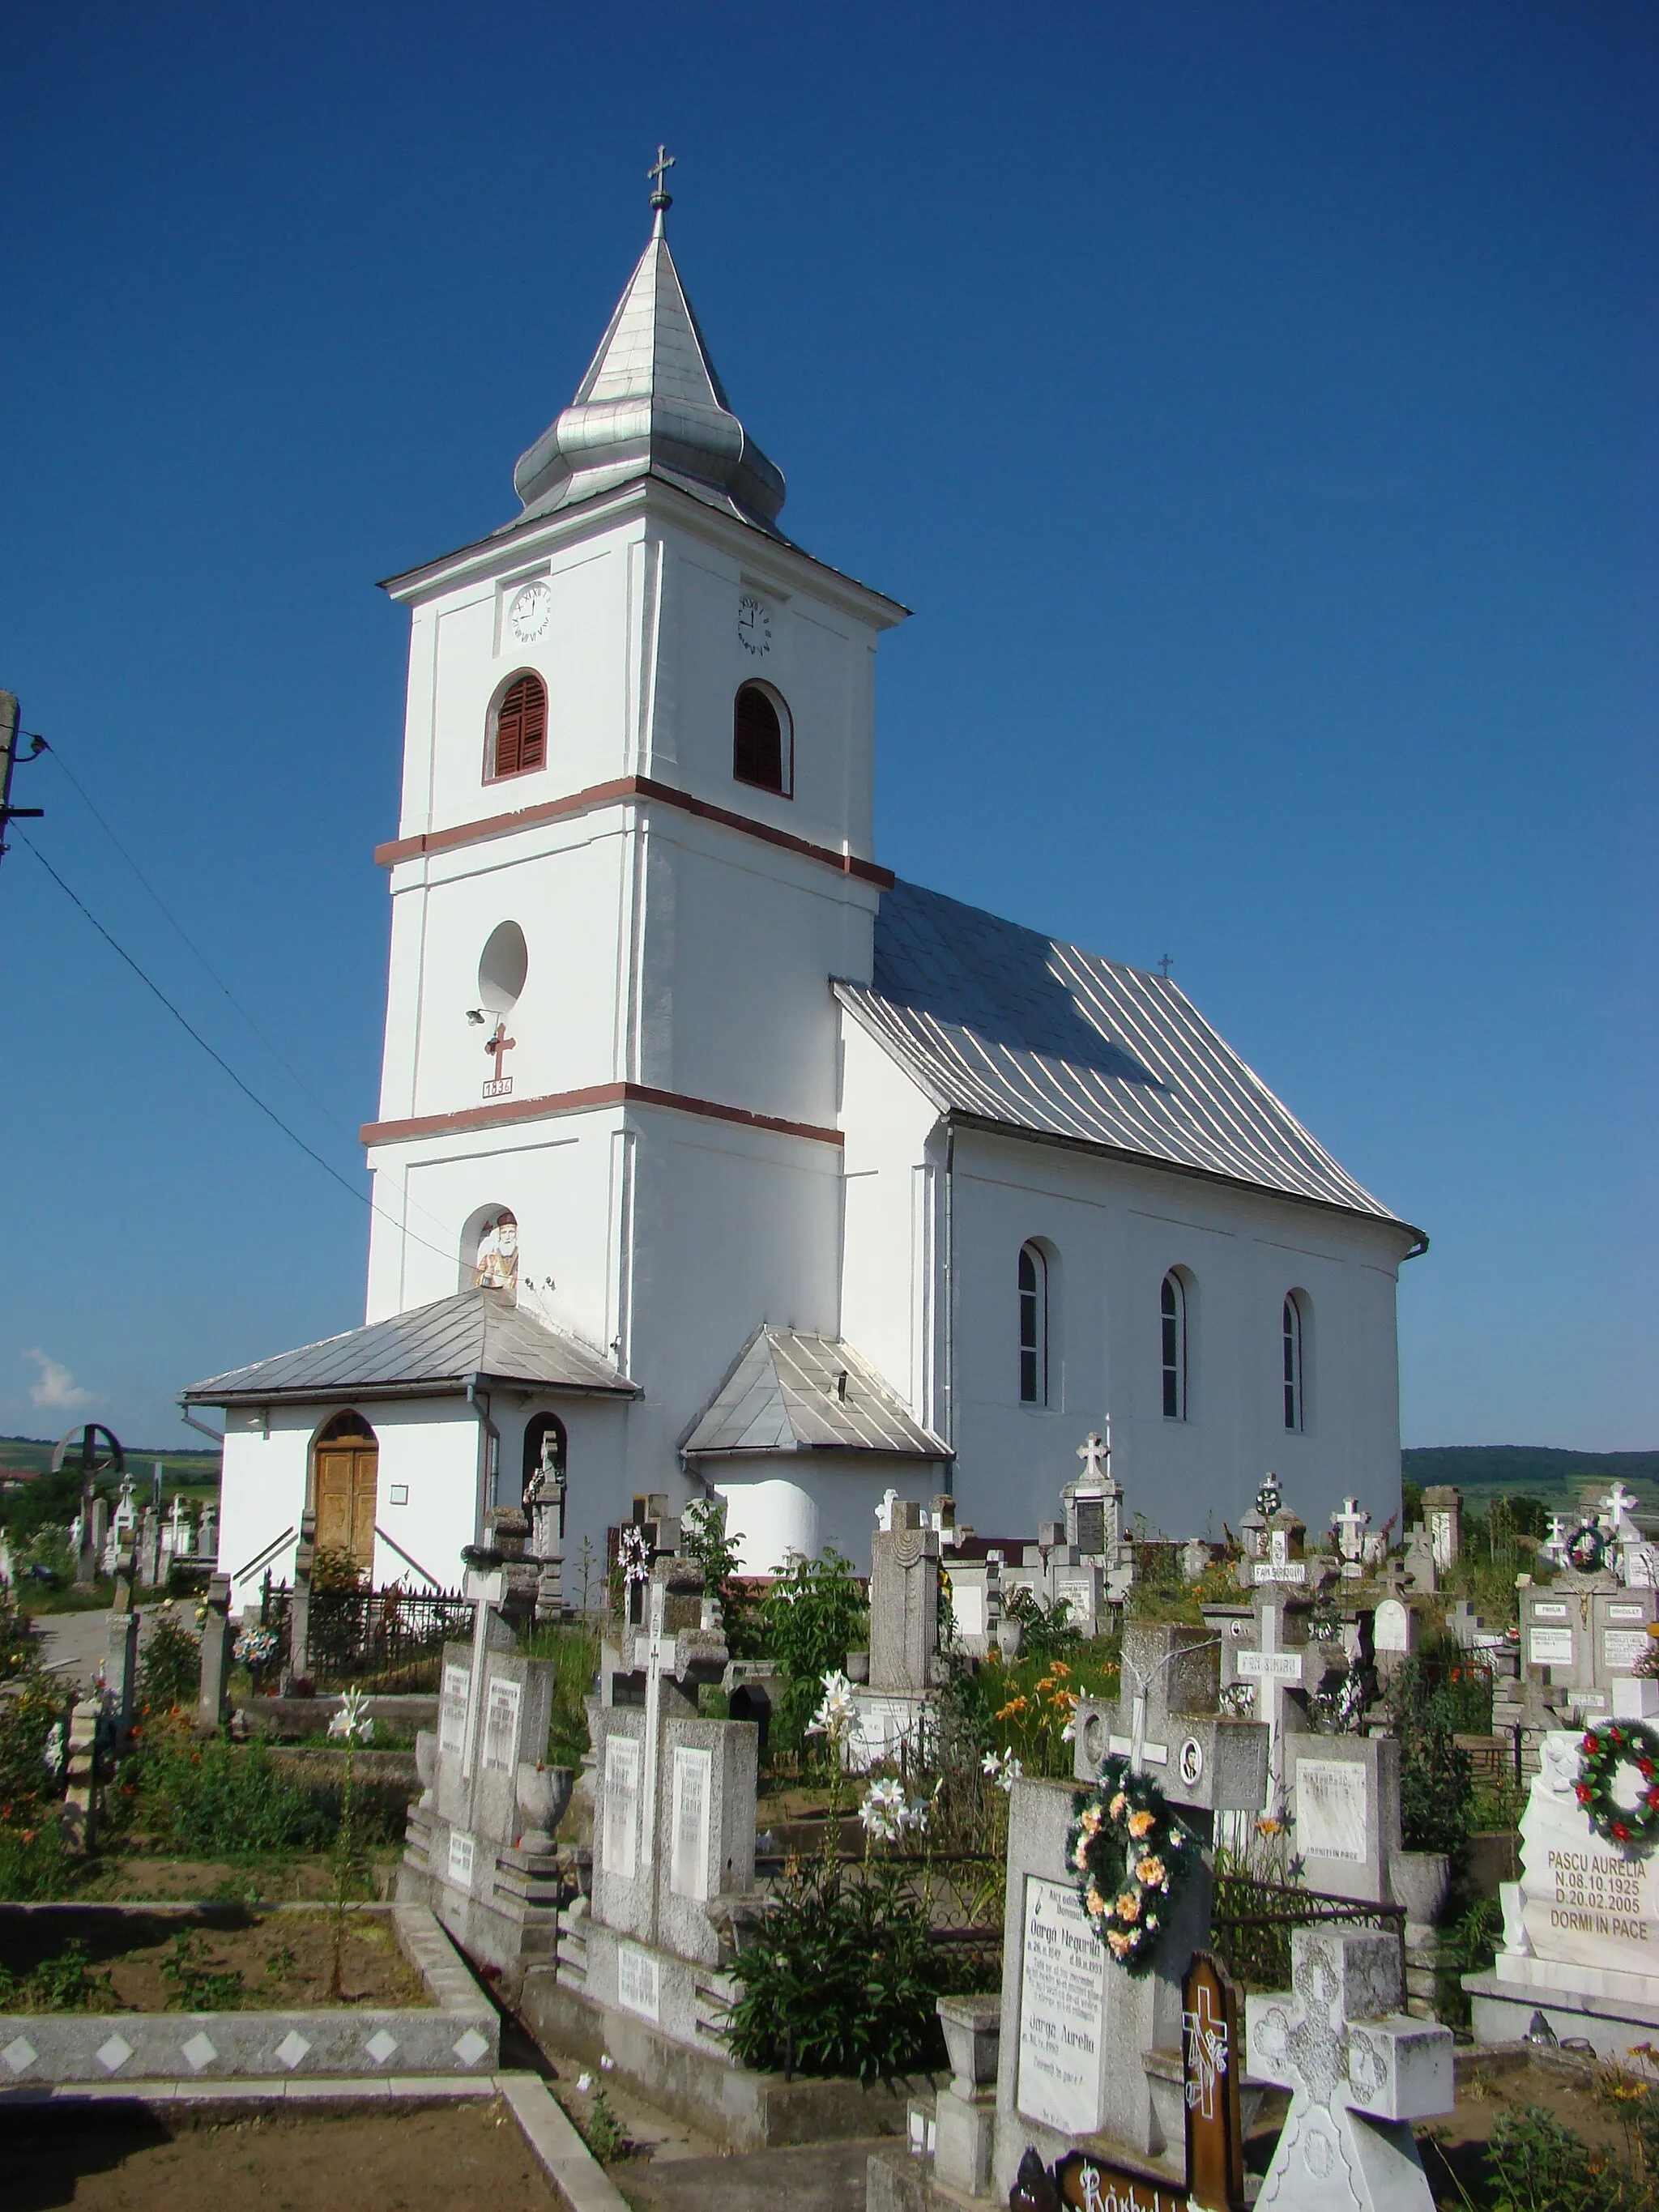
839,880,1413,1230
183,1289,635,1405
681,1328,950,1460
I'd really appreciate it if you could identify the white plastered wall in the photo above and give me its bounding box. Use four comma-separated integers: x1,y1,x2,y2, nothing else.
699,1451,945,1579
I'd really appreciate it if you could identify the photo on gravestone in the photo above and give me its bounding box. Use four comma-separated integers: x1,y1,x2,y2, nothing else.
1016,1874,1107,2137
670,1744,711,1902
604,1734,641,1882
448,1828,475,1889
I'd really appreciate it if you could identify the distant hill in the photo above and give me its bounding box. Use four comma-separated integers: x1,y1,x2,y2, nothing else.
0,1435,219,1481
1403,1445,1659,1504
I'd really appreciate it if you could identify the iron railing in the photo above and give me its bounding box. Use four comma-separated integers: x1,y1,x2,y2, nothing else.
1213,1875,1406,1991
305,1583,473,1691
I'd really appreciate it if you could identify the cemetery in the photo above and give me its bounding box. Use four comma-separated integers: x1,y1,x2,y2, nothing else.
2,1450,1659,2207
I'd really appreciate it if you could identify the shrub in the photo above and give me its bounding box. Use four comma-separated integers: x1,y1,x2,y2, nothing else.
0,1937,112,2011
0,1666,69,1900
680,1499,761,1659
760,1549,868,1758
135,1716,332,1855
727,1852,947,2080
139,1611,202,1714
1400,1715,1473,1856
1483,2102,1640,2212
1001,1586,1082,1658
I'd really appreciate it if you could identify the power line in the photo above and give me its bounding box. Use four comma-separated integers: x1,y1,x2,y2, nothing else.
25,727,463,1255
35,734,364,1150
17,829,460,1272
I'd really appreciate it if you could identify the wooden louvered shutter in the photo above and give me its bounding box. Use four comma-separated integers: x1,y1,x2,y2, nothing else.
493,674,547,780
733,684,783,793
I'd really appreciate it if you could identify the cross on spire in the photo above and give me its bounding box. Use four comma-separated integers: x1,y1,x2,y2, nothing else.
1158,953,1174,979
648,143,676,210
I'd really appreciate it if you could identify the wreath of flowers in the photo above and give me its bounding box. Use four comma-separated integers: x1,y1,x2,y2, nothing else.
1567,1523,1606,1575
1575,1721,1659,1854
1067,1753,1196,1976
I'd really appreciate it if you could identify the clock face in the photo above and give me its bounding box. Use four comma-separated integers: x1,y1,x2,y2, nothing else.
737,592,773,656
509,581,552,642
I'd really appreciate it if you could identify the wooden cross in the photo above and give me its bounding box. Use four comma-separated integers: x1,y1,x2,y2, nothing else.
648,143,676,204
484,1021,515,1080
1182,1954,1246,2212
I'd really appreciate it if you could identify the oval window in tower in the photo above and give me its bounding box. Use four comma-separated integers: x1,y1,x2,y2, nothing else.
478,921,528,1016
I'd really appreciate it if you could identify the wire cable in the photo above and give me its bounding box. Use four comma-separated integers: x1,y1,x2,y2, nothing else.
17,829,459,1272
26,728,463,1255
34,734,365,1149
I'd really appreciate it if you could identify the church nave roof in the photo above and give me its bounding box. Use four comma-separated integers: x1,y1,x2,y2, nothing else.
838,880,1419,1235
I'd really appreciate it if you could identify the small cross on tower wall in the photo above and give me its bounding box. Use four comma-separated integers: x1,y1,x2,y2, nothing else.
1245,1925,1452,2212
482,1020,516,1099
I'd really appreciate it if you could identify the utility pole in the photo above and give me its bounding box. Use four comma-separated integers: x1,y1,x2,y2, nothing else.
0,691,45,880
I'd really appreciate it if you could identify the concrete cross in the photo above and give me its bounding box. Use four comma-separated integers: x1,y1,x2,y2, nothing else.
458,1565,507,1783
1329,1498,1369,1564
1111,1631,1221,1780
1602,1482,1641,1532
1245,1927,1452,2212
636,1577,678,1924
1236,1595,1304,1805
1077,1429,1111,1482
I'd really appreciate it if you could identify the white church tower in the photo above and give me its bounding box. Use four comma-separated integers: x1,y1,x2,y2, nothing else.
190,161,1422,1605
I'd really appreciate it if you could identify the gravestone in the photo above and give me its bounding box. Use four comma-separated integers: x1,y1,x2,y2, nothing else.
198,1500,218,1565
1466,1720,1659,2057
1371,1588,1417,1678
945,1549,1004,1658
1246,1926,1452,2212
1286,1736,1404,1911
398,1565,565,1998
551,1564,761,2064
996,1624,1267,2174
84,1497,109,1586
851,1500,942,1766
1402,1526,1435,1594
195,1572,233,1730
1221,1588,1341,1815
1520,1575,1659,1723
1421,1486,1461,1573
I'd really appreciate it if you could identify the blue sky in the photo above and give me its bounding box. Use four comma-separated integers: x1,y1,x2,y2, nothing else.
0,3,1653,1454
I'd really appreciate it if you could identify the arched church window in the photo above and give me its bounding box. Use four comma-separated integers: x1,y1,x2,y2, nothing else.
733,682,791,797
1161,1272,1188,1420
1018,1242,1048,1406
1282,1293,1307,1432
488,672,547,782
473,1208,519,1294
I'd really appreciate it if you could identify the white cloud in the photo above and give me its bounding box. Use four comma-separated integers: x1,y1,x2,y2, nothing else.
23,1348,91,1413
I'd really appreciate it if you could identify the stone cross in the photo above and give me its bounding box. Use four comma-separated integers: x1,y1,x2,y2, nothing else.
459,1565,508,1782
1082,1622,1269,1821
876,1486,898,1532
1244,1926,1453,2212
1602,1482,1640,1532
1077,1429,1110,1482
637,1576,677,1916
1330,1498,1369,1565
868,1505,940,1694
1235,1592,1305,1808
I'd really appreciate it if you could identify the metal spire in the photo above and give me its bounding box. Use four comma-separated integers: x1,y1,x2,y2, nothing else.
648,143,676,223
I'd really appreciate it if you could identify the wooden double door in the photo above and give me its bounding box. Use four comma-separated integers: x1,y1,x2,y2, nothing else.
313,1438,379,1572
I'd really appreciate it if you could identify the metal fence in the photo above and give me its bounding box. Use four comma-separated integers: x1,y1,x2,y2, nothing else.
1212,1873,1405,1992
306,1583,474,1691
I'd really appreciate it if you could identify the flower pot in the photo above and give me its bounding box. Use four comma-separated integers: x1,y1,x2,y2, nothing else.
517,1761,574,1852
936,1996,1001,2093
997,1619,1025,1660
845,1651,870,1684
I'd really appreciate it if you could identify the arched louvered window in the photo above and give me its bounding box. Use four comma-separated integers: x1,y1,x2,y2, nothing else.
1283,1294,1306,1432
1019,1242,1048,1406
489,672,547,782
1161,1272,1188,1420
734,682,791,796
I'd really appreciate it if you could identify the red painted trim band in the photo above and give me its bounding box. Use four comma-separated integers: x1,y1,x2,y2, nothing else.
374,774,894,889
361,1079,844,1150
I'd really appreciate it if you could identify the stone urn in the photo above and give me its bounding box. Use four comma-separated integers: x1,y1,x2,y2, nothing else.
1389,1849,1451,1928
516,1762,574,1853
845,1651,870,1684
936,1995,1001,2096
413,1728,437,1808
997,1617,1024,1660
